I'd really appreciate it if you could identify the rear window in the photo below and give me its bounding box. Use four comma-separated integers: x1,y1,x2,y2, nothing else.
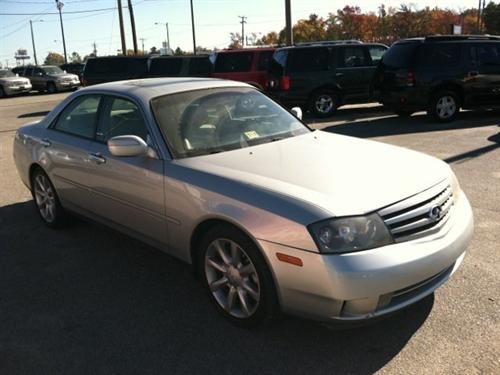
257,51,274,71
417,44,461,67
289,48,329,73
85,58,148,76
382,42,419,68
149,58,183,76
214,52,253,73
188,57,211,75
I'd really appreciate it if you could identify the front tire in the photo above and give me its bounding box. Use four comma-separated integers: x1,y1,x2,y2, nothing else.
428,90,459,122
198,224,278,327
31,168,68,228
0,86,6,98
309,90,339,118
46,82,57,94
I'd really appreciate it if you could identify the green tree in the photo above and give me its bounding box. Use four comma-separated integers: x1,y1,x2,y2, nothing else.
229,32,242,48
70,51,82,63
44,52,64,65
174,47,185,55
483,2,500,34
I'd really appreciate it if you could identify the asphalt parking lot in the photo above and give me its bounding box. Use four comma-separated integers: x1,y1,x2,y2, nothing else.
0,93,499,375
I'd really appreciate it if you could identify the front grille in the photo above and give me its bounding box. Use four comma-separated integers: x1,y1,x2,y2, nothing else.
379,180,453,241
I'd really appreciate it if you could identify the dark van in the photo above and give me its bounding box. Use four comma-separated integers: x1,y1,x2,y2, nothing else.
376,35,500,122
82,56,149,86
268,42,388,117
148,55,211,78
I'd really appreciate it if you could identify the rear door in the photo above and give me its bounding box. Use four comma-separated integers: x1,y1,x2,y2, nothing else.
86,95,167,244
44,94,101,209
335,46,374,101
286,47,331,99
465,42,500,106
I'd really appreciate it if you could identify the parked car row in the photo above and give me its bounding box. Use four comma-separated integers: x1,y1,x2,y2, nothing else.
0,65,80,97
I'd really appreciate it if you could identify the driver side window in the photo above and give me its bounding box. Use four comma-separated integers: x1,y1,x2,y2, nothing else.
96,96,150,143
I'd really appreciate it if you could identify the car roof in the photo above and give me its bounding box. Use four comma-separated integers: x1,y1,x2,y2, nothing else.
216,47,276,53
276,43,386,51
78,77,252,101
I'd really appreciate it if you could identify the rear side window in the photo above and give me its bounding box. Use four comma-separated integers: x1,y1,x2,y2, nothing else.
257,51,274,71
149,58,183,76
382,42,419,68
469,43,500,65
53,95,101,139
24,67,34,76
214,52,253,73
338,47,369,67
289,48,329,73
188,57,211,75
368,46,387,65
417,44,461,67
270,50,288,76
85,58,147,76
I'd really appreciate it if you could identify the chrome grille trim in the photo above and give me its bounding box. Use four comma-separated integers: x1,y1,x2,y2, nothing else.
379,180,453,241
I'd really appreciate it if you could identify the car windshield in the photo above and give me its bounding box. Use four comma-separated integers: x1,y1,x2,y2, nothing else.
0,70,15,77
151,87,310,158
42,66,64,75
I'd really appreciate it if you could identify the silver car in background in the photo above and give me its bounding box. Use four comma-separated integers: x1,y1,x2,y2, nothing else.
13,78,473,325
0,69,32,97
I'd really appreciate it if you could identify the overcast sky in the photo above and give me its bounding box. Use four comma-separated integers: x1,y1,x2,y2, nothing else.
1,0,478,66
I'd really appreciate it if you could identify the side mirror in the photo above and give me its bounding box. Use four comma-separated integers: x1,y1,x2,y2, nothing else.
108,135,150,157
290,107,303,120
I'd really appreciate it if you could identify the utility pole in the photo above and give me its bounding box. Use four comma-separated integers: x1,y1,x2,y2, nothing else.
29,20,39,66
238,16,247,47
155,22,170,52
139,38,146,55
117,0,127,55
285,0,293,46
190,0,196,55
480,0,486,33
92,42,97,57
55,0,68,63
127,0,138,55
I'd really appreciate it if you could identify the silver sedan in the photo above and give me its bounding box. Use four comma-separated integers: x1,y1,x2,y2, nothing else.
13,78,473,326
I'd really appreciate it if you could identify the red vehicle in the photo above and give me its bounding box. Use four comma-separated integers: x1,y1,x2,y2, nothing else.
210,47,275,90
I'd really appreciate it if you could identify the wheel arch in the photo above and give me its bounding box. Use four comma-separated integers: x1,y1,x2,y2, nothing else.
28,162,44,189
430,82,464,106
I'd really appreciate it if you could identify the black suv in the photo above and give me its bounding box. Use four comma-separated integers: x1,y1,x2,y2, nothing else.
82,56,149,86
268,42,388,117
376,35,500,122
147,55,211,78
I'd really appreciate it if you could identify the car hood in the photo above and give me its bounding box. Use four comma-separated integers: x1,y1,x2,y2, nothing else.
177,131,450,217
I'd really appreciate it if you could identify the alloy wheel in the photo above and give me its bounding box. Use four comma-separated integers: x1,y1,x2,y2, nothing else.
436,95,457,119
204,238,260,318
33,173,56,223
315,94,334,114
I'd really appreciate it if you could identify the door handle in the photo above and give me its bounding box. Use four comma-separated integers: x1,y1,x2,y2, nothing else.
39,138,51,147
88,152,106,164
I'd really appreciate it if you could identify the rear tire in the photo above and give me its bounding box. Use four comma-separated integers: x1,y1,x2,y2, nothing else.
31,168,68,228
0,86,5,98
428,90,459,122
309,90,339,118
198,224,279,327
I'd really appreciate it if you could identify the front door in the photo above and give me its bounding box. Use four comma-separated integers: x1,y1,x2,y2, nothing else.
465,43,500,106
86,95,167,245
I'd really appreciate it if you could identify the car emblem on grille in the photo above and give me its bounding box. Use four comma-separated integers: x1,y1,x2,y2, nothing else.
428,205,443,221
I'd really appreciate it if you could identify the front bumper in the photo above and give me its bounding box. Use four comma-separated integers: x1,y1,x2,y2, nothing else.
55,81,80,90
3,84,32,95
258,191,473,322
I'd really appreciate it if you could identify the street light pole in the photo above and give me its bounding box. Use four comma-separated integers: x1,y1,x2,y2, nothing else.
29,20,38,66
155,22,171,53
285,0,293,46
55,0,68,63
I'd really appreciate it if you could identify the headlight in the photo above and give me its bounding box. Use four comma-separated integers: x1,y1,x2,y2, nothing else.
450,171,461,202
309,214,393,254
